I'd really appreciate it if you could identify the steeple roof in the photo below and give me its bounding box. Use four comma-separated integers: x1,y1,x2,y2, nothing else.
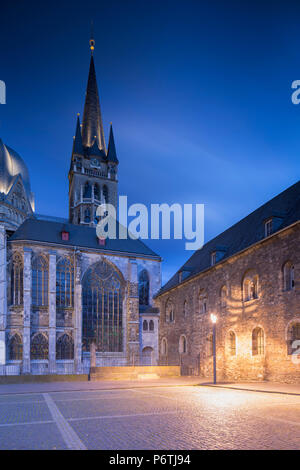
81,54,106,151
72,115,83,155
107,124,118,163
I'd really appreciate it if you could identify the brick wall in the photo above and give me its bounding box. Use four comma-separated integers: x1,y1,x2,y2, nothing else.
157,223,300,383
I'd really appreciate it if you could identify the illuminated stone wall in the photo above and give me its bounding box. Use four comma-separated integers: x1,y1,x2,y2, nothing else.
157,223,300,383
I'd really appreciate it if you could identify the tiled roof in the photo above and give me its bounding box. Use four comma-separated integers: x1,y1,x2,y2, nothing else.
157,180,300,296
9,218,160,259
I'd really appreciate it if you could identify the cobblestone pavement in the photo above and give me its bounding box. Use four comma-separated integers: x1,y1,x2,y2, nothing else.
0,385,299,449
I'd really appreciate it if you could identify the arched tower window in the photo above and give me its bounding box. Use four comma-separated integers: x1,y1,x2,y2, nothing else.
143,320,148,331
139,269,149,306
94,183,100,200
56,258,74,308
31,333,48,360
10,253,23,306
83,181,92,198
283,262,295,291
252,327,264,356
7,334,23,361
56,334,74,360
82,260,123,353
32,255,48,307
84,208,91,223
149,319,154,331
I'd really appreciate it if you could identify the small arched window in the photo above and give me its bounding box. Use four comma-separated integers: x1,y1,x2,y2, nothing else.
139,269,149,306
283,262,295,291
56,334,74,360
166,300,174,322
8,334,23,361
56,258,74,308
143,320,148,331
32,255,48,307
149,319,154,331
161,338,168,355
31,333,48,360
252,327,264,356
287,322,300,355
207,334,213,357
243,273,259,302
179,335,187,354
10,253,23,306
183,300,188,317
94,183,100,200
83,181,92,198
199,290,207,314
220,285,227,308
229,331,236,356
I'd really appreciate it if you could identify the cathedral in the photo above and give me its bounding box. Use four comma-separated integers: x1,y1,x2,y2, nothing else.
0,38,161,375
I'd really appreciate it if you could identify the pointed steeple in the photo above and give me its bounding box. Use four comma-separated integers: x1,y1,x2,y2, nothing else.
107,124,118,163
81,36,106,151
72,114,83,155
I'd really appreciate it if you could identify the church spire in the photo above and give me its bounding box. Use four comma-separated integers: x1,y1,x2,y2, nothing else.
81,34,106,151
72,114,83,155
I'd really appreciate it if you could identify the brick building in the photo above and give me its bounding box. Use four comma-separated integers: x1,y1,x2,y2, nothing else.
155,181,300,383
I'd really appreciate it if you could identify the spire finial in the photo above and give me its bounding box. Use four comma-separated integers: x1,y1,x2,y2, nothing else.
90,21,95,54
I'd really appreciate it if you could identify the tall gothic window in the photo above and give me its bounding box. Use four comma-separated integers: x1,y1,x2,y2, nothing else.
83,181,92,198
207,334,213,357
283,262,295,291
179,335,187,354
138,269,149,306
32,255,48,307
30,333,48,360
56,258,74,308
143,320,148,331
161,338,168,355
199,290,207,314
94,183,100,200
165,300,174,322
7,334,23,361
252,327,264,356
56,334,74,360
10,253,23,306
82,260,123,353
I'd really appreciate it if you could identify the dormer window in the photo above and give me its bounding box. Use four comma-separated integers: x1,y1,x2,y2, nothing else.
265,219,273,237
211,247,227,266
61,231,69,241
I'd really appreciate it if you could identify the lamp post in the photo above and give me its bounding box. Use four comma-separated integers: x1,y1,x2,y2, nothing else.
210,314,217,384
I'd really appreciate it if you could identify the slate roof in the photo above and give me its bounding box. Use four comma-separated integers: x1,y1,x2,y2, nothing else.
157,180,300,296
9,218,160,259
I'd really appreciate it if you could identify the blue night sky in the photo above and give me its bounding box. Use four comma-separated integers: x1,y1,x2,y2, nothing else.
0,0,300,284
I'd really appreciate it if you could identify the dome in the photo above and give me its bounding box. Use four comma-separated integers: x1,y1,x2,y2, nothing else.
0,139,33,203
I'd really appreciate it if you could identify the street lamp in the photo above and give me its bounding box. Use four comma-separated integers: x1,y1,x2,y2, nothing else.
210,314,217,384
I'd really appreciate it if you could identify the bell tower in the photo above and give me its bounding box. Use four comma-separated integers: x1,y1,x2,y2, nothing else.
68,35,119,226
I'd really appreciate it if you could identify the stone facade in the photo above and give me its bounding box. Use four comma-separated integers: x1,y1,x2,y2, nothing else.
2,239,161,374
156,222,300,383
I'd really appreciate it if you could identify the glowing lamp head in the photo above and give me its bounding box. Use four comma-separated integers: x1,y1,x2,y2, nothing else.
210,314,217,324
